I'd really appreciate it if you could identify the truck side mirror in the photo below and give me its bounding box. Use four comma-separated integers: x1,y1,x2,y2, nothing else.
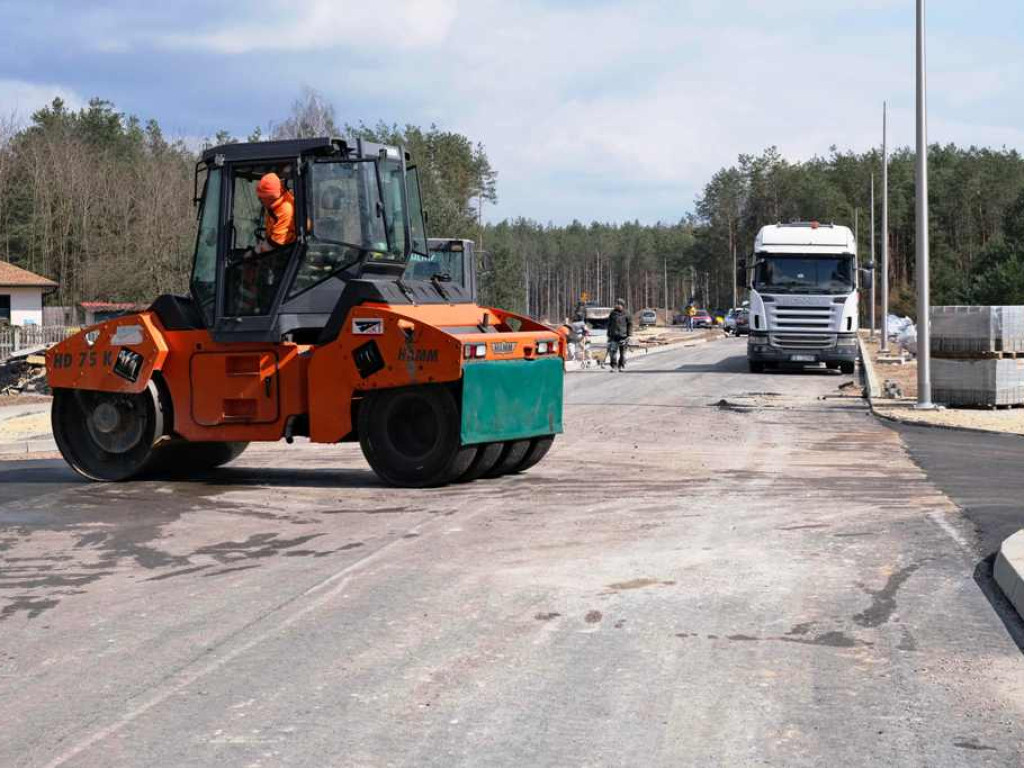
860,269,874,291
736,260,747,286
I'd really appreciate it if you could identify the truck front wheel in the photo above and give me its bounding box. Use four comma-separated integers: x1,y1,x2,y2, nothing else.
749,361,765,374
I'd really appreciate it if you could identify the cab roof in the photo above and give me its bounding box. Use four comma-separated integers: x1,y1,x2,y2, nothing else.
200,136,407,165
755,222,856,254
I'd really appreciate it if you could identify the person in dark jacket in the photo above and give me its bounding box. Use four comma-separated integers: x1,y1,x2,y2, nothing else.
606,299,632,371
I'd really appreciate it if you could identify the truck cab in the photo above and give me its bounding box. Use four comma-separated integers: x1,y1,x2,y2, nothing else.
743,222,870,374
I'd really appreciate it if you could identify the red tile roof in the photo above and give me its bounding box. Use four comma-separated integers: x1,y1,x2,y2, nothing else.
0,261,58,288
80,302,145,310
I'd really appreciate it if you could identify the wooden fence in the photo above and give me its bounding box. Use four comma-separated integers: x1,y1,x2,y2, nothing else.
0,326,75,361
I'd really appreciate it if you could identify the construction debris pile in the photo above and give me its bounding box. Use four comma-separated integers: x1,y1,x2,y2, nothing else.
931,306,1024,407
0,348,49,396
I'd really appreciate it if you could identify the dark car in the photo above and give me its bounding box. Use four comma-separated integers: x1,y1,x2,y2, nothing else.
733,308,750,336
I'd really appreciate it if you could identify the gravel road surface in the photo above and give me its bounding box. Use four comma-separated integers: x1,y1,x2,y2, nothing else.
2,338,1023,767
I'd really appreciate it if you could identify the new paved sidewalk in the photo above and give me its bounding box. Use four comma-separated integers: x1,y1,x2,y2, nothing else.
0,401,56,455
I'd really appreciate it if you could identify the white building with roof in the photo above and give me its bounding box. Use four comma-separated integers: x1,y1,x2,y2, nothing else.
0,262,58,326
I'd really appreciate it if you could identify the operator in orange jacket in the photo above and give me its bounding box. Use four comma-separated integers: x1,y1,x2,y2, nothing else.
255,172,296,252
229,173,297,315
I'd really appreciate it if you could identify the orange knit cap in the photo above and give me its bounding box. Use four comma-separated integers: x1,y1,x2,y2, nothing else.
256,173,283,201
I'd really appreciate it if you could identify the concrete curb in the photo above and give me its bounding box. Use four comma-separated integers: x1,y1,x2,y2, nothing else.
0,438,58,456
858,336,881,401
994,531,1024,619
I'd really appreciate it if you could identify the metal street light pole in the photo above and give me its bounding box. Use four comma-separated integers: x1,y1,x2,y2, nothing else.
916,0,934,407
881,102,890,353
664,256,669,324
870,174,876,340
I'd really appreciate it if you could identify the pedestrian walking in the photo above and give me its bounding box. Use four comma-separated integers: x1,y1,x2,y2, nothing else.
685,304,697,331
607,299,632,371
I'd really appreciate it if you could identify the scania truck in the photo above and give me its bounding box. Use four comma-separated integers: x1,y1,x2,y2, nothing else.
742,222,872,374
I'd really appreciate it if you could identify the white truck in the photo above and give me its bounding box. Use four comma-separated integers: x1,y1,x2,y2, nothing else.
742,222,872,374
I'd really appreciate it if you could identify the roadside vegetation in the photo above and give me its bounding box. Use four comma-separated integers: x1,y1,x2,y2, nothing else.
0,89,1022,320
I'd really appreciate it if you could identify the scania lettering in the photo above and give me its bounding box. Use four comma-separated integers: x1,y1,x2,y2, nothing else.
742,222,872,374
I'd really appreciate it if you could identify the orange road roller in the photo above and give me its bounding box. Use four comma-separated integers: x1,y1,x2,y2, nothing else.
47,137,563,486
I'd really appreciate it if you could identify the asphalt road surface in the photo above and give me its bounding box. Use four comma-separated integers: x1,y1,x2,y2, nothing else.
3,338,1024,767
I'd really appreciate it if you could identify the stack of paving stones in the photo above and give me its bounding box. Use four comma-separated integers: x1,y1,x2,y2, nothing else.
931,306,1024,407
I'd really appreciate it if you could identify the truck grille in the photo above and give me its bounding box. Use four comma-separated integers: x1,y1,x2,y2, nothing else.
770,333,837,350
768,305,837,331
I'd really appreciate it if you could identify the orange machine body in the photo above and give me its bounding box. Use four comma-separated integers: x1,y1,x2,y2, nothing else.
47,304,562,445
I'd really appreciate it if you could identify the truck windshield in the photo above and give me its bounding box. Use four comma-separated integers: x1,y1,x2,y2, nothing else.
753,255,854,295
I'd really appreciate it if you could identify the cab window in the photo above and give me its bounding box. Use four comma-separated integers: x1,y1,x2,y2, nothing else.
290,160,387,297
223,164,295,317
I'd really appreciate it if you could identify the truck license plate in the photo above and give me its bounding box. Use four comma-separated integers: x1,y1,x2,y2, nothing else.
790,354,816,362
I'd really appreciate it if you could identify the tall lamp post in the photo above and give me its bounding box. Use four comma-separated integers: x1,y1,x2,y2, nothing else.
916,0,934,408
870,174,876,340
881,102,890,353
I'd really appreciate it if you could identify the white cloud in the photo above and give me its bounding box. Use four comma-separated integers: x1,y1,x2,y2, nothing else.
157,0,459,54
8,0,1022,224
379,1,1023,223
0,80,84,123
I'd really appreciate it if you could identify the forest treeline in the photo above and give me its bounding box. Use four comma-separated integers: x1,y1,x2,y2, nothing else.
2,90,1024,322
0,91,496,312
485,145,1024,320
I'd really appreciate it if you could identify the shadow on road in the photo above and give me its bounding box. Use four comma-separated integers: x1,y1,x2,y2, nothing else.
186,466,384,490
623,356,845,376
0,458,385,494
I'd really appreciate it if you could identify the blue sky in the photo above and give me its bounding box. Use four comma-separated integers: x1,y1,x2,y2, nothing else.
1,0,1022,225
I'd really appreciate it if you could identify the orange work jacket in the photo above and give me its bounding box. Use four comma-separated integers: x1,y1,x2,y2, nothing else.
264,190,296,247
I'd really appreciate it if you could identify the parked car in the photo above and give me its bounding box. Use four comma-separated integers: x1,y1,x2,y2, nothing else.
724,308,740,334
725,308,750,335
733,308,750,336
638,308,658,327
692,309,714,328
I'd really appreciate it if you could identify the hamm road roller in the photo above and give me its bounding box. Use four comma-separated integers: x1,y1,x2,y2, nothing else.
47,137,563,486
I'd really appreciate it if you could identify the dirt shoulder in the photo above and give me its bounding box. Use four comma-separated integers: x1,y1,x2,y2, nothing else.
862,333,1024,436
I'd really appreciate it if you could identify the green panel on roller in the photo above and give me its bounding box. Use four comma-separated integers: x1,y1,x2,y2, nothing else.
460,357,564,445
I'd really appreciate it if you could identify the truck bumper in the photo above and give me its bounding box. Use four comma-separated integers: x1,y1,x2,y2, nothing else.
747,334,858,365
460,358,564,445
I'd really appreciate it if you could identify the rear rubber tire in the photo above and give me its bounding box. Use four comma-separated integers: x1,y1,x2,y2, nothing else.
358,386,474,488
513,436,555,474
52,382,166,482
840,361,856,375
458,442,504,483
485,440,532,478
749,361,765,374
